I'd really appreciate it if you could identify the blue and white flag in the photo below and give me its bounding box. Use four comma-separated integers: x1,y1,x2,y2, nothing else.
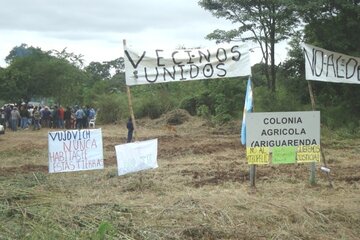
241,77,253,145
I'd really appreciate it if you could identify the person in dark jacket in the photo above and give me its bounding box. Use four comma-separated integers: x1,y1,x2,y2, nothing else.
126,117,134,143
64,107,72,129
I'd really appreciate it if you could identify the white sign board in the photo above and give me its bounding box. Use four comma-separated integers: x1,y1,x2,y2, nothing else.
302,43,360,84
115,139,158,176
48,129,104,173
124,44,251,86
246,111,320,148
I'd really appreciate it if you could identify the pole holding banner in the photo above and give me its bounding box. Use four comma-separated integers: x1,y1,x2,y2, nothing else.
123,39,137,142
307,81,317,185
307,81,333,188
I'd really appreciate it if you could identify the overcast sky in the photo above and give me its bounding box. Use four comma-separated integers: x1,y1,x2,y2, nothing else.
0,0,286,67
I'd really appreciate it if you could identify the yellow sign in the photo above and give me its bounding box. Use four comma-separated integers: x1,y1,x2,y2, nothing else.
297,145,320,163
246,147,270,165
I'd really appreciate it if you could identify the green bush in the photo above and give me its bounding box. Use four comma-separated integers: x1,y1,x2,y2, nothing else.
179,97,198,116
134,99,163,119
95,94,128,123
196,105,210,118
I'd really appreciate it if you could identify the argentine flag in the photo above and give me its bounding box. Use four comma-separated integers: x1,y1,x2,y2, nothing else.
241,77,253,145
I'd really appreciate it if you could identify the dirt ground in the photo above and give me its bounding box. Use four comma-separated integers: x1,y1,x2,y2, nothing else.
0,115,360,239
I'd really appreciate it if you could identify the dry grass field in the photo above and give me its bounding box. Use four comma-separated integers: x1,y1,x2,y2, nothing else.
0,115,359,239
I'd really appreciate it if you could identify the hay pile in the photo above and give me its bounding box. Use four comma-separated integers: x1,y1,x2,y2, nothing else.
157,109,191,125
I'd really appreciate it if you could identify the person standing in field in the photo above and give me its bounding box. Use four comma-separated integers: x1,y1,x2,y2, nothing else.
75,106,85,129
10,107,21,131
126,117,134,143
19,104,29,129
32,106,41,130
42,107,51,128
64,107,72,129
58,105,65,129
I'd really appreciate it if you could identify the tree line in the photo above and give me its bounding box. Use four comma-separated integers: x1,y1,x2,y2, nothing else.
0,0,359,132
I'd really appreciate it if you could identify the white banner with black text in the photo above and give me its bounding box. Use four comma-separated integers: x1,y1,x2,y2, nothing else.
124,43,251,85
302,43,360,84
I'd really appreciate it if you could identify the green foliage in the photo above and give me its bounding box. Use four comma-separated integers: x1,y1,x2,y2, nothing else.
320,103,360,131
0,45,88,104
94,221,115,240
2,0,359,134
179,91,215,116
134,96,164,119
199,0,301,92
95,94,129,123
196,105,211,118
179,96,198,115
133,87,176,119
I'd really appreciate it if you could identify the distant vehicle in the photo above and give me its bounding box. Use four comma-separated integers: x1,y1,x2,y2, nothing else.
0,123,4,134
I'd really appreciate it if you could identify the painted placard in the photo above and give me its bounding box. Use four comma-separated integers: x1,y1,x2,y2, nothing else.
48,129,104,173
272,146,297,164
297,145,321,163
246,147,270,165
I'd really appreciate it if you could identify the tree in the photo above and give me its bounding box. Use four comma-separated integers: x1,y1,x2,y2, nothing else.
198,0,300,92
0,45,88,105
51,48,84,68
4,43,46,64
297,0,360,128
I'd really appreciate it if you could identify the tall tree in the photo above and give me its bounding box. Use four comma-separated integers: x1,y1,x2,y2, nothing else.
51,48,84,69
198,0,300,92
0,45,87,105
297,0,360,128
299,0,360,55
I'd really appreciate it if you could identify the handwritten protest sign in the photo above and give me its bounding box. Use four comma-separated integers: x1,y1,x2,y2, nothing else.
302,43,360,84
48,129,104,173
115,139,158,176
124,44,251,85
272,146,296,164
297,145,320,163
246,147,270,165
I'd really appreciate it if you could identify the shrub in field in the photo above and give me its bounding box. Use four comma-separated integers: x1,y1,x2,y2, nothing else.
95,94,128,123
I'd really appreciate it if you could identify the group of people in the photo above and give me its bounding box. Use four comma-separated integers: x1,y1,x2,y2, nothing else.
0,103,96,132
0,102,137,144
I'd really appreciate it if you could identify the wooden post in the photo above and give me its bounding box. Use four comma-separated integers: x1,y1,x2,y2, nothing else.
307,81,333,187
248,79,256,188
123,39,137,141
307,81,317,185
250,165,256,187
123,39,142,185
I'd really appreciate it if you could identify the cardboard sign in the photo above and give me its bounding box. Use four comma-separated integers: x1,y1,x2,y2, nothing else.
115,139,158,176
48,129,104,173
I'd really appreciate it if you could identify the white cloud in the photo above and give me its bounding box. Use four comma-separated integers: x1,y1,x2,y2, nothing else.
0,0,286,67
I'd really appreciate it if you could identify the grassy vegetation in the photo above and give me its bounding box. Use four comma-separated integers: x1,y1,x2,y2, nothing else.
0,117,360,239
